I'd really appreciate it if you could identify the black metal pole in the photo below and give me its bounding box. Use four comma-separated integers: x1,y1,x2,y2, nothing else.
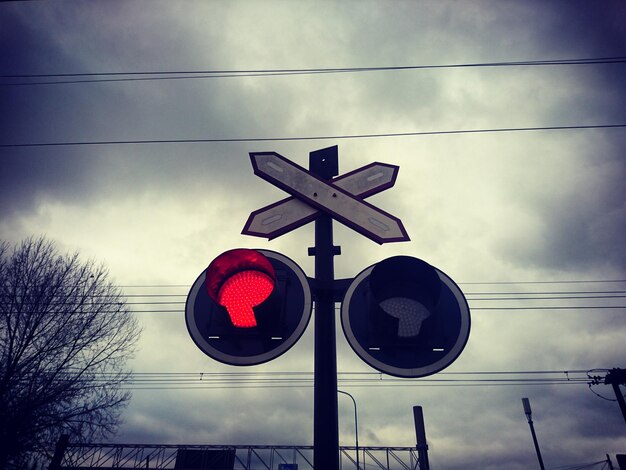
310,146,340,470
522,398,545,470
413,406,430,470
338,390,360,470
527,419,546,470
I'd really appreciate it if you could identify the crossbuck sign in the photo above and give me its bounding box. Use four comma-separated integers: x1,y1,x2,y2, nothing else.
242,151,409,244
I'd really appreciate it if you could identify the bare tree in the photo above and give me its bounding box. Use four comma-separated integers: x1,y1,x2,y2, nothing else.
0,238,141,469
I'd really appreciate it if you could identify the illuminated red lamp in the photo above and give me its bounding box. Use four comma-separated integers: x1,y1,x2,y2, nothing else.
205,249,276,328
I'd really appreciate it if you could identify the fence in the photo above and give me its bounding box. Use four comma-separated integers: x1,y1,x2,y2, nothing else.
52,443,420,470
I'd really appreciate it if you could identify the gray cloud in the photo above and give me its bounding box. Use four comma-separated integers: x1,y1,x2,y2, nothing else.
2,1,626,468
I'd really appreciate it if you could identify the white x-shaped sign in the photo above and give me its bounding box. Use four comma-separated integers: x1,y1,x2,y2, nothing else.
243,152,409,244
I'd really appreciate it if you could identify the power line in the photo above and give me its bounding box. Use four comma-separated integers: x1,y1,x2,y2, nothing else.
5,282,625,314
113,280,626,289
8,306,623,314
7,56,626,77
465,290,626,295
119,382,587,390
106,290,626,296
7,286,625,312
59,369,599,377
468,295,626,301
3,56,625,86
7,293,624,306
8,292,626,307
93,369,597,390
1,123,625,148
123,307,626,314
118,295,626,305
96,369,593,376
458,279,626,285
470,306,626,310
115,377,590,384
124,294,625,301
117,377,592,390
64,370,593,380
29,369,604,390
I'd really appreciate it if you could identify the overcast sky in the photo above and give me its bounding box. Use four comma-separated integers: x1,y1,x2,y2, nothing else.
1,1,626,469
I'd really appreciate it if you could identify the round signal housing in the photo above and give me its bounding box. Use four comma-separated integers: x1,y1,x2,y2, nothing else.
186,249,312,366
341,256,470,378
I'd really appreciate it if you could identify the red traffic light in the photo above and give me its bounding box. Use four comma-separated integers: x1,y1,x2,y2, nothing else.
206,249,276,328
186,249,312,366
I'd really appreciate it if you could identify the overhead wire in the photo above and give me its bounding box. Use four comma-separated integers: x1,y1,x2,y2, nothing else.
6,56,626,77
122,295,626,302
111,281,626,289
118,382,588,390
75,369,597,390
587,384,618,402
551,460,610,470
126,284,626,312
115,280,626,287
2,124,625,148
458,279,626,285
3,56,624,149
2,56,626,86
6,281,625,312
118,379,592,390
97,369,593,376
51,370,590,390
7,292,626,305
112,308,626,314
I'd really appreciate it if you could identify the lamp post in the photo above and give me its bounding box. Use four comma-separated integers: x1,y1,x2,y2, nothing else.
522,398,545,470
413,406,430,470
338,390,360,470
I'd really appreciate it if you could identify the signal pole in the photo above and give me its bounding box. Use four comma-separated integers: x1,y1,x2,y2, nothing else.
310,146,340,470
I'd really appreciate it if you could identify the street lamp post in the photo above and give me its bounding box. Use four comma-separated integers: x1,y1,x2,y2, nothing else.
338,390,360,470
522,398,546,470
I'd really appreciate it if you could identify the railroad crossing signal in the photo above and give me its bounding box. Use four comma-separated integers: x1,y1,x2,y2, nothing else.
187,149,471,374
186,146,471,470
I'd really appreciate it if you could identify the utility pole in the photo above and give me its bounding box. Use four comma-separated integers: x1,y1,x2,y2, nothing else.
413,406,430,470
604,369,626,424
522,398,546,470
311,146,340,470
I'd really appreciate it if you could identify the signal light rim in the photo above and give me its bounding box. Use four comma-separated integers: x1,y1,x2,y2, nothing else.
340,256,471,378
